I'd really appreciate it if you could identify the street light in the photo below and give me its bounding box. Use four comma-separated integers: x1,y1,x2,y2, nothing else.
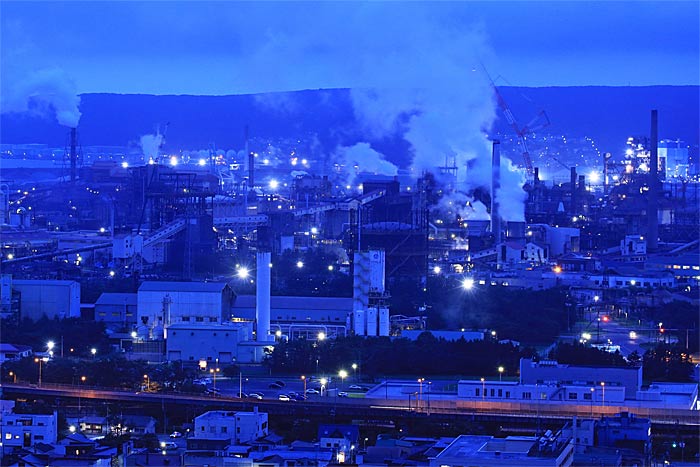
47,341,55,354
320,378,327,397
317,331,326,341
601,382,605,408
338,370,348,389
352,363,358,382
90,348,97,358
498,366,504,382
9,371,16,383
417,378,425,411
210,367,220,389
301,375,307,395
480,377,485,400
34,357,43,387
143,374,150,392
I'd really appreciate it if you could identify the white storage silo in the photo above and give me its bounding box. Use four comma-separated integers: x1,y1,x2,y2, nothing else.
366,307,378,336
378,307,390,336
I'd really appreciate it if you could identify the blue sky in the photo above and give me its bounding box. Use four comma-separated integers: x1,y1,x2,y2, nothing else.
2,1,699,96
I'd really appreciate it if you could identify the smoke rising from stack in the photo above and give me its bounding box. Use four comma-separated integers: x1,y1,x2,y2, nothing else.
335,142,398,185
140,133,164,160
2,68,81,128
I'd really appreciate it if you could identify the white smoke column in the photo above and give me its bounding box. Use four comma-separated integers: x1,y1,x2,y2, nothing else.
140,133,164,160
497,158,528,221
336,142,398,184
3,68,81,127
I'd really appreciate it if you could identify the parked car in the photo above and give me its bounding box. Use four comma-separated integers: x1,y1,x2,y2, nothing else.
205,388,221,396
278,394,291,401
338,391,349,398
269,382,283,389
349,385,363,390
291,393,307,401
305,388,320,395
248,392,264,400
169,431,183,438
275,380,286,387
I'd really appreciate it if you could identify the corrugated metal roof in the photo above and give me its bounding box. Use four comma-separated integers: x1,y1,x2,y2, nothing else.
138,281,229,293
95,293,137,306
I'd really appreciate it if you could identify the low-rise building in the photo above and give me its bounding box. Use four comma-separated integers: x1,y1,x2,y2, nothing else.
0,410,58,455
193,409,268,445
12,280,80,320
429,434,574,467
0,343,32,364
165,322,252,364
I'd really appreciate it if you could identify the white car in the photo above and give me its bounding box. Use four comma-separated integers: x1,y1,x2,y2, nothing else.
305,388,320,395
278,394,291,401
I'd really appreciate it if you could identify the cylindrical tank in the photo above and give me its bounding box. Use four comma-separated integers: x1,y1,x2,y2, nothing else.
366,307,378,337
353,309,365,336
378,307,390,336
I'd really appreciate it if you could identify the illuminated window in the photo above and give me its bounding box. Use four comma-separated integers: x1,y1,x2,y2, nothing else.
4,433,11,440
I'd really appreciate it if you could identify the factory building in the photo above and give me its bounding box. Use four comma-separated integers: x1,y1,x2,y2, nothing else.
9,279,80,321
136,281,234,340
232,295,352,340
94,292,137,327
165,322,253,363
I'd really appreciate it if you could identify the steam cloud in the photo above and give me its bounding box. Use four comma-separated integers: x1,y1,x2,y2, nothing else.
335,142,398,184
244,4,526,220
2,68,81,128
140,133,164,160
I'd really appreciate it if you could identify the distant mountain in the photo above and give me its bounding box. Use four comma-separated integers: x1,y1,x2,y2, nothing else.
1,86,697,153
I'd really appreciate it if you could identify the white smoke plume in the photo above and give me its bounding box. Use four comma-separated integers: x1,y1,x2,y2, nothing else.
2,68,81,127
335,142,398,184
140,133,164,160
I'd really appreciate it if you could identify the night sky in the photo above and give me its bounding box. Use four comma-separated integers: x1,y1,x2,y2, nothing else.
2,1,698,98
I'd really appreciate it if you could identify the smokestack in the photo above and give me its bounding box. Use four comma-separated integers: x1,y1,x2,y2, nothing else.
648,109,659,251
570,167,577,216
70,128,77,183
578,175,585,191
255,251,271,341
245,125,254,189
491,140,502,244
534,167,540,185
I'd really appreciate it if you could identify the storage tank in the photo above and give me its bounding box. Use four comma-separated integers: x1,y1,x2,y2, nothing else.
353,309,366,336
152,324,165,340
378,307,390,336
366,307,378,336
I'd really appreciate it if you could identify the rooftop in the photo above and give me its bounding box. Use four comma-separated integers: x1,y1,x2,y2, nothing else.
139,281,229,293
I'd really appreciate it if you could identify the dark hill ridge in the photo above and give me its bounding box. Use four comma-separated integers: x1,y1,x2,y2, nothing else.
1,86,697,153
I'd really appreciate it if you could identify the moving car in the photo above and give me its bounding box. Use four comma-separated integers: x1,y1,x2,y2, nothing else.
169,431,183,438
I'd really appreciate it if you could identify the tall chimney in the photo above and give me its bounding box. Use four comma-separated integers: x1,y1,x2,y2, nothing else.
570,166,577,216
491,140,502,244
255,251,271,341
648,110,659,251
245,125,254,189
534,167,540,185
70,128,77,183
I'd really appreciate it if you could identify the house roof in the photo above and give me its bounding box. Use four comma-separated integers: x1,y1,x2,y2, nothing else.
139,281,229,293
0,343,32,353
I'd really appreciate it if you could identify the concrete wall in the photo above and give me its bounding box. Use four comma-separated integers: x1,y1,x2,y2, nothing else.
13,280,80,321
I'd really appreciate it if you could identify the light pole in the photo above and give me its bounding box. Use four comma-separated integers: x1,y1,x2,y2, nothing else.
600,382,605,408
590,387,595,416
47,341,55,358
143,374,150,392
34,357,43,386
352,363,358,382
210,367,220,389
301,375,307,396
481,377,486,400
338,370,347,390
320,378,327,397
9,371,16,383
498,366,504,382
417,378,425,412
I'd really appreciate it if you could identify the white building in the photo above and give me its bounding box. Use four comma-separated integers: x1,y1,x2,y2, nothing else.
165,322,253,364
0,411,58,454
430,434,574,467
194,409,268,445
136,281,234,339
0,343,32,364
11,280,80,321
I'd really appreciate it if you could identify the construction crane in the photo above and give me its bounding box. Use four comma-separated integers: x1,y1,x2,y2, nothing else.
483,68,550,180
